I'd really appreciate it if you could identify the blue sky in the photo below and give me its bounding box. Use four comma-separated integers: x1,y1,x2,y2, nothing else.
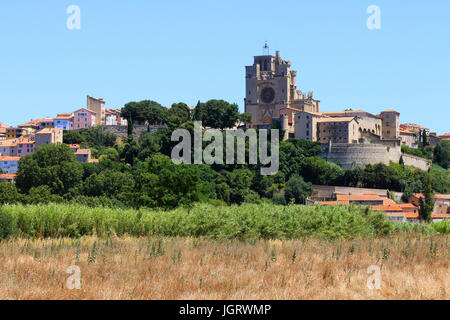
0,0,448,134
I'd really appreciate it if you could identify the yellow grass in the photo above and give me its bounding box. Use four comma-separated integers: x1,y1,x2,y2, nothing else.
0,235,448,300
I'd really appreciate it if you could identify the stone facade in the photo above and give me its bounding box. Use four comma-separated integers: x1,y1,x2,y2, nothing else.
379,110,400,139
87,95,106,125
320,142,402,169
99,124,167,141
244,50,320,135
401,153,431,171
35,128,63,147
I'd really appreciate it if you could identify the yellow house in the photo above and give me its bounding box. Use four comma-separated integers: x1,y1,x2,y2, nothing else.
6,128,27,139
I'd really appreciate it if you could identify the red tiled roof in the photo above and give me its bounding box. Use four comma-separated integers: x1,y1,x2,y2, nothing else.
0,156,20,161
0,173,17,179
371,205,403,212
318,200,349,205
336,194,384,201
36,128,62,134
398,203,417,209
399,129,416,134
412,193,450,200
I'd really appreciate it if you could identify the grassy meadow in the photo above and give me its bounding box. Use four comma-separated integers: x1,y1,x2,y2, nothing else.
0,235,448,299
0,203,448,299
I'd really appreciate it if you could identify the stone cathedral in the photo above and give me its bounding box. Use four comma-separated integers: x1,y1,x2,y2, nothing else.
244,50,320,137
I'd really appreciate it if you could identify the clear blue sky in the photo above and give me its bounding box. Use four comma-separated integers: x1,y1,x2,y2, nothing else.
0,0,448,134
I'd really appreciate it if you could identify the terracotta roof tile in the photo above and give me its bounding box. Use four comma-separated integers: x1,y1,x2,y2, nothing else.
0,156,20,161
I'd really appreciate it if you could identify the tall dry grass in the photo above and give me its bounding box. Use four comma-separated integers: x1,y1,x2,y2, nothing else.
0,235,448,299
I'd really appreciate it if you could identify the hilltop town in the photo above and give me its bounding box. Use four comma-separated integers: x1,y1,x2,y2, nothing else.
0,51,449,223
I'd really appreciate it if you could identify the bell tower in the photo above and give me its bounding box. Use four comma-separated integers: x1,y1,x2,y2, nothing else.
244,49,320,129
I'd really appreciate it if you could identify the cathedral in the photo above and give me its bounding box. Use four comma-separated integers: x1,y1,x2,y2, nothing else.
244,50,320,138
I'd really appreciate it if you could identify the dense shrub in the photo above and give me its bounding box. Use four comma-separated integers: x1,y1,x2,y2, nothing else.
0,208,15,239
0,203,402,240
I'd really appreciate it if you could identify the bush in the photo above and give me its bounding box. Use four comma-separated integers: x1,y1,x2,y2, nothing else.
0,207,15,239
284,175,312,204
272,194,286,205
0,203,403,240
0,183,20,204
401,145,433,160
431,221,450,234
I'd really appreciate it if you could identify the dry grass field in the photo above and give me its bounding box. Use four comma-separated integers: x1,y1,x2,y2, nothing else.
0,235,448,300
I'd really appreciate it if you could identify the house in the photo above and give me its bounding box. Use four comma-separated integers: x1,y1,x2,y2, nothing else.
6,128,27,139
15,136,35,157
35,128,63,147
335,193,392,206
371,204,405,221
87,96,106,125
400,123,429,134
398,203,418,215
428,132,441,146
0,121,9,129
0,156,20,174
105,109,128,126
409,193,450,215
69,144,80,152
53,113,74,130
18,119,54,133
0,139,19,156
0,128,6,140
399,128,418,148
438,133,450,141
73,108,96,130
0,173,17,183
75,148,98,163
105,109,118,125
404,212,449,223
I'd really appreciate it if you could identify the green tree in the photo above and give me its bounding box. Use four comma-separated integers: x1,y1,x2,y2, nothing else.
63,130,84,144
418,174,434,222
133,154,202,208
0,182,20,204
166,102,191,128
121,102,140,135
16,144,83,195
141,100,168,129
82,126,117,149
284,174,313,204
225,169,254,204
82,170,134,198
238,113,252,127
121,136,140,165
25,185,63,204
194,100,239,129
433,140,450,169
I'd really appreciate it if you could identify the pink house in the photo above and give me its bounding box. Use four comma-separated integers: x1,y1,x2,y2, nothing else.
73,108,97,130
15,136,35,157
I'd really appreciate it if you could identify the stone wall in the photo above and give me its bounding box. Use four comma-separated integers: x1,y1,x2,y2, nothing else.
100,125,167,140
310,185,389,201
319,142,401,169
401,153,431,171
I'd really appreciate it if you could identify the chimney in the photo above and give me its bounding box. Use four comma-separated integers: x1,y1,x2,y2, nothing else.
276,50,281,59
